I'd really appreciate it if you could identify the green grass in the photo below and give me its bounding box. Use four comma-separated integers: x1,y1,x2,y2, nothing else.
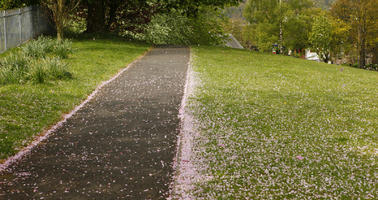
190,46,377,199
0,36,149,160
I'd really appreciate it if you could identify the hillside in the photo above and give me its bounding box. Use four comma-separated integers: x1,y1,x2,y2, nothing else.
185,46,377,199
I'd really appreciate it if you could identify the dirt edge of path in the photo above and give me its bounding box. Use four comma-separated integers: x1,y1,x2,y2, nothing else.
0,48,151,172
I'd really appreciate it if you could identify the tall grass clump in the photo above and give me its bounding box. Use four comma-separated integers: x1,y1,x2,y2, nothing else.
52,40,73,59
29,61,47,83
0,54,28,84
44,57,72,79
0,36,73,85
21,36,55,58
28,58,72,83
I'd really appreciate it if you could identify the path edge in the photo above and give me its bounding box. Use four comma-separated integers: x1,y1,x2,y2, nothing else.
0,48,152,172
169,48,200,199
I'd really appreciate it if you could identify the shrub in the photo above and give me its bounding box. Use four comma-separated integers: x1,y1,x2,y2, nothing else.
189,9,227,45
0,53,28,84
145,11,192,45
143,8,226,46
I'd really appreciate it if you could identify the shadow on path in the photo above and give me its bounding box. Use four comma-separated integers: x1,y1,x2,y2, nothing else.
0,48,189,199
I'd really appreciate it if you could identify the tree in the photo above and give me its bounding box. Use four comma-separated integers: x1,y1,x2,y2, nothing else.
43,0,80,40
244,0,314,53
85,0,105,33
0,0,39,10
83,0,242,33
328,17,351,63
331,0,378,67
309,15,332,62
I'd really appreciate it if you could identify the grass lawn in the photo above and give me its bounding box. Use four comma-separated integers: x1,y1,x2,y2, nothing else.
189,46,377,199
0,36,149,161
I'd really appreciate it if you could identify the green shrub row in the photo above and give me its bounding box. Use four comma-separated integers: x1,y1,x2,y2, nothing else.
0,36,72,84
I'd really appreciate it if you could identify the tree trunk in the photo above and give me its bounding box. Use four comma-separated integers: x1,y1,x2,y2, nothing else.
56,22,63,41
57,0,64,41
358,21,367,68
372,46,378,64
86,0,106,33
106,1,117,31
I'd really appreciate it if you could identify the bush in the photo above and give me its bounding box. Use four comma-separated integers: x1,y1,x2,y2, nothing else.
143,8,226,46
189,9,227,46
145,11,193,45
366,64,378,71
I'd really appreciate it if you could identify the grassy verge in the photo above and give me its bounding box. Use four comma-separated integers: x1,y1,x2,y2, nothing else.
0,36,149,160
190,46,377,199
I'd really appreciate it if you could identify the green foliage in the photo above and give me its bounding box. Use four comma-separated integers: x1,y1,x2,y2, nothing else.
189,9,228,45
283,9,314,51
309,15,332,62
331,0,378,67
144,8,227,45
0,0,39,10
145,11,192,45
243,0,314,52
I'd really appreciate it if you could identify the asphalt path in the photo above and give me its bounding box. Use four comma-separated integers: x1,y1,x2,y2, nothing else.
0,47,189,199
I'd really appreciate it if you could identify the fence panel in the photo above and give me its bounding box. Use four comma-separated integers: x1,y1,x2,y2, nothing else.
0,6,52,53
0,12,5,52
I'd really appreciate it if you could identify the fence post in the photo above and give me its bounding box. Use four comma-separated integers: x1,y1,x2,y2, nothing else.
19,8,22,44
36,6,39,36
3,10,6,51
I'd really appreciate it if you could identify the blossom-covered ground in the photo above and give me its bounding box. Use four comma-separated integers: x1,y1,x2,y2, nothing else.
188,47,377,199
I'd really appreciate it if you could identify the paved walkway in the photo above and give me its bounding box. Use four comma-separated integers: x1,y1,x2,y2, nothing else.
0,48,189,199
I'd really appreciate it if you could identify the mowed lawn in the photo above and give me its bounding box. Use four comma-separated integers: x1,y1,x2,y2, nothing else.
0,37,149,160
190,47,377,199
